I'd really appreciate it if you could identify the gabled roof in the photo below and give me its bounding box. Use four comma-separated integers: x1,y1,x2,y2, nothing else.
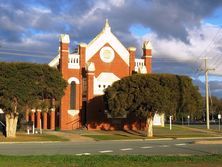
86,19,130,65
49,19,131,67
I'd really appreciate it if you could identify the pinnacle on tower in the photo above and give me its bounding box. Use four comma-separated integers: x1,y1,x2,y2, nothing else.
143,41,152,50
103,19,111,32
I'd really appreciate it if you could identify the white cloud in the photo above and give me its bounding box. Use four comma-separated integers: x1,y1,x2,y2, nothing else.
109,0,125,7
136,23,222,75
31,6,51,14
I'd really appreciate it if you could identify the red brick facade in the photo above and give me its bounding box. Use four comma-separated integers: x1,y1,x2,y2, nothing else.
49,20,153,130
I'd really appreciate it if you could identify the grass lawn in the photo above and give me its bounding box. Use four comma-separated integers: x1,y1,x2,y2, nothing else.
83,134,146,141
0,132,68,142
82,125,221,141
0,154,222,167
153,125,219,138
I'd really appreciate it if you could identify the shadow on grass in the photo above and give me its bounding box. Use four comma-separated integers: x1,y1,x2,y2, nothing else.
0,125,6,137
122,129,146,137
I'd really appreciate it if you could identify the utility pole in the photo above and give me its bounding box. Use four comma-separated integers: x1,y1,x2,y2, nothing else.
201,57,215,129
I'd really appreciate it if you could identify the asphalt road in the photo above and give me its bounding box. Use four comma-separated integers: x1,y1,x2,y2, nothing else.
0,138,222,156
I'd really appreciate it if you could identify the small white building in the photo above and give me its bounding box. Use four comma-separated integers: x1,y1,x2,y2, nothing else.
153,113,165,127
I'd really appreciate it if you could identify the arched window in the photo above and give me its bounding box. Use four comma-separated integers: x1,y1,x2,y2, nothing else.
70,81,76,109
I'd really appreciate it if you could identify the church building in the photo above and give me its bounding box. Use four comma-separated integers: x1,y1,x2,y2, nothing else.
49,20,152,130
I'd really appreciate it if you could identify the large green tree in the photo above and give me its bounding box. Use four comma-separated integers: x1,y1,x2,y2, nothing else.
209,96,222,119
0,62,67,137
104,74,202,137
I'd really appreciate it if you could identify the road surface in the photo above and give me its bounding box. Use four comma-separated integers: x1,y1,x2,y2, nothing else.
0,138,222,156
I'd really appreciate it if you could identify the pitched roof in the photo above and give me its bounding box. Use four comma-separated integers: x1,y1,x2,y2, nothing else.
86,19,129,65
49,19,130,67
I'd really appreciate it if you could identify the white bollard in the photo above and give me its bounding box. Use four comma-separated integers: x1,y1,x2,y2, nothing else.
32,123,35,134
40,118,42,134
187,115,190,126
170,116,172,130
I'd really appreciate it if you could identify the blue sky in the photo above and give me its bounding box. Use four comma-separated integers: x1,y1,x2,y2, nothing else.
0,0,222,98
130,24,151,36
204,6,222,25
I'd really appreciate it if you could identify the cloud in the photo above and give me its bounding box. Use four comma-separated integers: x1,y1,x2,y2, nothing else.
1,0,222,49
135,23,222,76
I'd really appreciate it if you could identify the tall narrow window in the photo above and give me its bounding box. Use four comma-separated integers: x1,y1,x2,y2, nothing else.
70,81,76,109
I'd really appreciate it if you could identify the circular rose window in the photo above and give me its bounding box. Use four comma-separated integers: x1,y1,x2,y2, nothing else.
100,46,115,63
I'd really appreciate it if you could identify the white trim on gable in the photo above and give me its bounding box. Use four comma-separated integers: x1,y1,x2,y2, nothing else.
86,30,130,66
49,54,60,67
49,20,132,68
68,77,80,84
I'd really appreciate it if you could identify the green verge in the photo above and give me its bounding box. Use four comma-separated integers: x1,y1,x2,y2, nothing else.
0,154,222,167
153,125,219,138
82,125,220,141
0,133,68,142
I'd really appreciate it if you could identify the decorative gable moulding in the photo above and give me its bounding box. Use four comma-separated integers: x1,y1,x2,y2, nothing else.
85,20,130,66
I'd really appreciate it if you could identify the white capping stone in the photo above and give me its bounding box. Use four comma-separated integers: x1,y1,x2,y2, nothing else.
128,47,136,52
79,43,87,47
87,62,95,72
138,66,147,74
59,34,70,43
143,41,152,50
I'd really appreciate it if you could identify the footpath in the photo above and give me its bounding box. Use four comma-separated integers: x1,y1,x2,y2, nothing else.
45,130,94,142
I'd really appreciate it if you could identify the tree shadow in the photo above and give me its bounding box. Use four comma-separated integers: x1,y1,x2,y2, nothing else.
123,129,146,137
0,115,6,137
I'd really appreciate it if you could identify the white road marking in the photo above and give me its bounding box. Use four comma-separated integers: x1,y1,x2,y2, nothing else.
141,146,153,149
159,145,169,148
99,150,113,153
76,153,91,155
120,148,133,151
76,153,83,156
175,143,187,146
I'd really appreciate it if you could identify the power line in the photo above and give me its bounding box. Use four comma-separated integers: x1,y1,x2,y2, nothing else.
0,51,52,59
191,25,222,77
199,27,222,58
0,47,56,55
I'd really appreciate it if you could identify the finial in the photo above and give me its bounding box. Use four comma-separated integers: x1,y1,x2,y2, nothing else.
103,19,111,32
105,19,110,28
